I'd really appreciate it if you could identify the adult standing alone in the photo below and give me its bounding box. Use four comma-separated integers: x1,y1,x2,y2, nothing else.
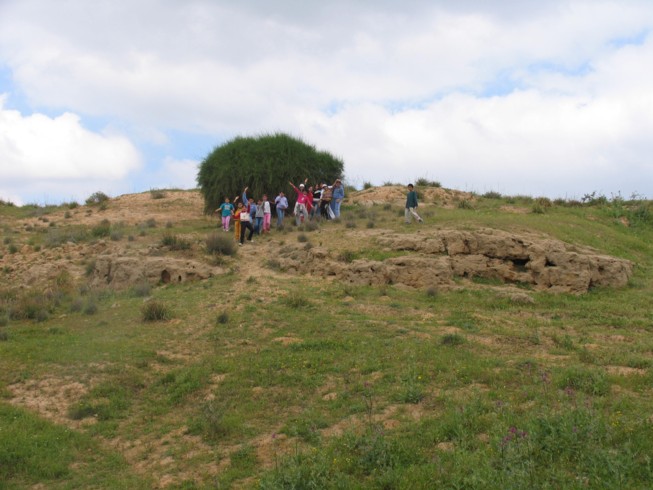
331,179,345,218
405,183,423,223
274,191,288,228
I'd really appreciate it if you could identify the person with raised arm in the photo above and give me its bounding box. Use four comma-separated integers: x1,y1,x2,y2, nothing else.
289,179,310,226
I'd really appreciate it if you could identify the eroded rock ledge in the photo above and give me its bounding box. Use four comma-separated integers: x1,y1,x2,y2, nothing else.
278,228,633,294
91,256,220,289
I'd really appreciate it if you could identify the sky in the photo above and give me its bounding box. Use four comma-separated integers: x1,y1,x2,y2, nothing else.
1,0,652,205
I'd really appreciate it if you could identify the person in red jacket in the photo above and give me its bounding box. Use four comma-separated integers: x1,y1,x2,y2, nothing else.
289,180,310,226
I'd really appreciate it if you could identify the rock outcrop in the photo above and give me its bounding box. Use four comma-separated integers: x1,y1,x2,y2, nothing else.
276,228,633,294
90,256,220,289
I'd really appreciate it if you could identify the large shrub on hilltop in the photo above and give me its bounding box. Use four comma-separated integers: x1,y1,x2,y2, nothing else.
197,133,344,213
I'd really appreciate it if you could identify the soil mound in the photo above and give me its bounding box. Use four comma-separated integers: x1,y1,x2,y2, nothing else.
349,185,473,207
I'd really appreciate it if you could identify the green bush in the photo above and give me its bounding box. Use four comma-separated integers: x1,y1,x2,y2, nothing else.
85,191,110,206
482,191,502,199
197,133,344,214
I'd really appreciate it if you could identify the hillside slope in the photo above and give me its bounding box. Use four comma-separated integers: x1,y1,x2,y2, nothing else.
1,188,652,488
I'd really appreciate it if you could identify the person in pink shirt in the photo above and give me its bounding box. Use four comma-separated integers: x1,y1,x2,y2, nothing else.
289,180,310,226
262,194,272,233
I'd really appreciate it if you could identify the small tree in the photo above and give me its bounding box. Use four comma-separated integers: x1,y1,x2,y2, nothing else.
197,133,344,213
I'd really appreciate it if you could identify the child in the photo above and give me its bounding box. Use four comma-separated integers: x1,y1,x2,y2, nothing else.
239,201,255,245
289,180,310,226
262,194,272,233
215,197,234,231
405,183,423,223
255,198,265,234
233,200,242,240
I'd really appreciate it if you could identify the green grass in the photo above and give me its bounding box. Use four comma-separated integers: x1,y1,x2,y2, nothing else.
0,404,149,488
1,192,653,487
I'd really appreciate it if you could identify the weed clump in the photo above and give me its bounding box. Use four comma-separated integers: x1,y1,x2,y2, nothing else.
9,293,52,322
483,191,502,199
303,220,319,232
130,282,151,298
161,234,191,251
266,259,282,271
205,232,236,256
282,292,311,309
216,311,229,325
457,199,474,210
141,300,172,322
83,300,98,316
415,177,441,187
338,250,357,263
150,189,167,199
441,333,466,346
556,366,609,396
91,220,111,238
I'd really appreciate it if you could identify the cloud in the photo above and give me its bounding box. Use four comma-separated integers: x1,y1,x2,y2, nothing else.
0,95,141,203
1,0,653,201
303,82,653,197
149,157,200,191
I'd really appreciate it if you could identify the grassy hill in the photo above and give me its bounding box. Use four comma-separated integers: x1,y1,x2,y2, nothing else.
1,188,652,489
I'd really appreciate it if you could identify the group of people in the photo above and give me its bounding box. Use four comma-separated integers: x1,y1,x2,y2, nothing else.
215,180,423,245
214,178,346,245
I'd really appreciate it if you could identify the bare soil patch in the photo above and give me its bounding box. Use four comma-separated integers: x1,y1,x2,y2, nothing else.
8,376,91,429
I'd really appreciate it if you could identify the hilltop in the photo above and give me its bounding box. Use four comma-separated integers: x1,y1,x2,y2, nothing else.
0,187,634,294
1,186,652,488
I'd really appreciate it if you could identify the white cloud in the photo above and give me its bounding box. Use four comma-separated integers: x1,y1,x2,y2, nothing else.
149,157,200,191
0,95,141,202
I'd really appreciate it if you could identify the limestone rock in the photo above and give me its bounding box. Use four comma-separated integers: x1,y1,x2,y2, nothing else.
91,256,219,289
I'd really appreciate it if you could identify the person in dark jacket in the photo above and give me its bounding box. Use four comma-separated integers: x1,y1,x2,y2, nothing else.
405,183,423,223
